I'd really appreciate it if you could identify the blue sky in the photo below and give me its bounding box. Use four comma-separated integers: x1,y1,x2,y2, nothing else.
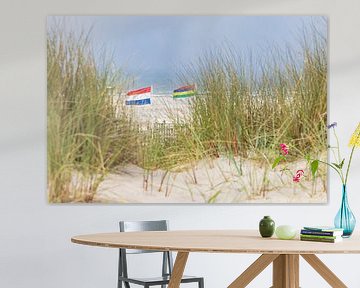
48,16,326,91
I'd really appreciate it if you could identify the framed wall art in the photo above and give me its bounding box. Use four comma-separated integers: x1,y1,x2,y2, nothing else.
47,16,328,203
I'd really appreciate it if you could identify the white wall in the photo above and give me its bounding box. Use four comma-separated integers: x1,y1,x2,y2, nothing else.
1,0,360,287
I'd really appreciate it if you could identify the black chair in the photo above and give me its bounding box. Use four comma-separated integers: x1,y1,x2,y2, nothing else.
118,220,204,288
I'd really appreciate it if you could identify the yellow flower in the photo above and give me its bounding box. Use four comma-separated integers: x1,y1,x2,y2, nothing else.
349,122,360,147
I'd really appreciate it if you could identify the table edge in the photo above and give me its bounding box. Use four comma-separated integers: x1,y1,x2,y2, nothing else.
71,236,360,255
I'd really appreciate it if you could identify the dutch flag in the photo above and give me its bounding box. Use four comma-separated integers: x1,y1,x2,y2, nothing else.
125,86,152,105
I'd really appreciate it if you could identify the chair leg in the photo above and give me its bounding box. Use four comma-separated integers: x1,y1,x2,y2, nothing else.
199,278,204,288
118,249,122,288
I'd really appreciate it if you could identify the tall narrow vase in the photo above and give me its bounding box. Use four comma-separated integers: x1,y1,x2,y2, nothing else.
334,185,356,237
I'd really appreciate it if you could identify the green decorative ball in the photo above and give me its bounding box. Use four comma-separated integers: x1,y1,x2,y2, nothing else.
275,225,297,240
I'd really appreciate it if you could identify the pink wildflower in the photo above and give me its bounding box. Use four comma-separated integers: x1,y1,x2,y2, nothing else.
280,143,289,156
293,169,305,183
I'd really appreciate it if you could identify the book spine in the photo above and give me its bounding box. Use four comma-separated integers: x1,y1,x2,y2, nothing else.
300,237,337,243
301,230,336,236
300,234,337,240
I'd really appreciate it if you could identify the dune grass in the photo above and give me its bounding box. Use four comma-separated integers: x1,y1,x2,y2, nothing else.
174,21,327,162
140,20,328,200
47,26,139,202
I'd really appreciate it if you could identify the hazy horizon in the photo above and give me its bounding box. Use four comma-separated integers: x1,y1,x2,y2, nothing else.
47,15,326,92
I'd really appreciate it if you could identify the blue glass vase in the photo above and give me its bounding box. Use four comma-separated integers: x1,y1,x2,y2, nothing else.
334,185,356,237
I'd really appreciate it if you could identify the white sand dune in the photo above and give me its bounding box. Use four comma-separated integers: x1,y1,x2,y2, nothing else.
97,94,328,203
93,157,327,204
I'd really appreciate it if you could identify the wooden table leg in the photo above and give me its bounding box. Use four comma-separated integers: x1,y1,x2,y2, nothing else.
288,255,299,288
301,254,347,288
168,252,189,288
272,254,299,288
228,254,279,288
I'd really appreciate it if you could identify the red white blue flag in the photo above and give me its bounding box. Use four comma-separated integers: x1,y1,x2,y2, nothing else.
125,86,152,105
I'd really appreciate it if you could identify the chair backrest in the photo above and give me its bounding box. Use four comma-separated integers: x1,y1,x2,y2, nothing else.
118,220,174,282
120,220,168,232
119,220,169,254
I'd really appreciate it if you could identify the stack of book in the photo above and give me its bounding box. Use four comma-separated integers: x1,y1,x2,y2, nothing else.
300,226,344,243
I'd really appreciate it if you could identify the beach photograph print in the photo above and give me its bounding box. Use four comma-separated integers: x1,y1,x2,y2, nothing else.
47,16,328,203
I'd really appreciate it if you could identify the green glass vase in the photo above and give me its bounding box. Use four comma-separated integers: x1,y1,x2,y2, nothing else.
259,216,275,237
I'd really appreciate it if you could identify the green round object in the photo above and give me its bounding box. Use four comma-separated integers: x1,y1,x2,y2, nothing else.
275,225,297,240
259,216,275,238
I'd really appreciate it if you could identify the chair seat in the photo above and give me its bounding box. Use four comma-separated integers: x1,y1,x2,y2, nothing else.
119,274,203,286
